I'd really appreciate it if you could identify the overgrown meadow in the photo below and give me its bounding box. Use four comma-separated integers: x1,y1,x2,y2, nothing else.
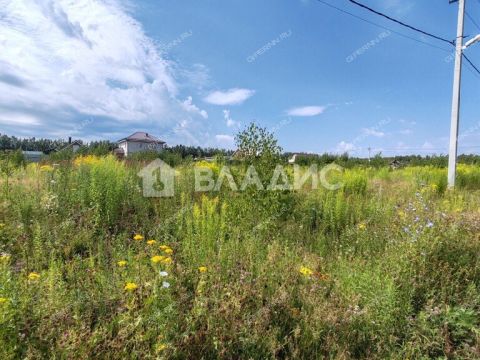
1,128,480,359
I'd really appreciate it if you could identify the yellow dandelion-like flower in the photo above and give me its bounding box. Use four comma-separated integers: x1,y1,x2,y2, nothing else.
0,297,8,305
161,257,173,265
163,248,173,255
124,282,138,292
357,222,367,231
198,266,208,273
117,260,128,267
159,245,171,251
147,239,157,245
299,266,313,277
156,343,168,352
28,272,40,281
151,255,165,264
133,234,144,241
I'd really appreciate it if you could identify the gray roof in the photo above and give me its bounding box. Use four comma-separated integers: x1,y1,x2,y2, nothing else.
118,132,165,144
22,151,44,155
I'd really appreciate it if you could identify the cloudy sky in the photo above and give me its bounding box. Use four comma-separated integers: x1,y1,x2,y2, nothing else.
1,0,480,156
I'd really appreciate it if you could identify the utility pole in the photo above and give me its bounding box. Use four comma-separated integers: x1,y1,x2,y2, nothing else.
368,147,371,163
448,0,465,189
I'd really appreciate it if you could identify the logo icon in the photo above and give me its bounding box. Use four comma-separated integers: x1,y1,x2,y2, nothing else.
137,159,175,197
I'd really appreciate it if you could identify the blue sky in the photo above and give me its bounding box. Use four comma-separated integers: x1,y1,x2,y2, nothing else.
1,0,479,156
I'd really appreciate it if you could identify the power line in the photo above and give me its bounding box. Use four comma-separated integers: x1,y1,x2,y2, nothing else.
315,0,452,53
463,53,480,77
347,0,455,45
466,11,480,32
316,0,480,78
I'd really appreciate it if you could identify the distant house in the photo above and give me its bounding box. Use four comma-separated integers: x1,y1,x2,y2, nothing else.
22,151,44,163
57,137,82,153
390,159,402,170
117,132,166,157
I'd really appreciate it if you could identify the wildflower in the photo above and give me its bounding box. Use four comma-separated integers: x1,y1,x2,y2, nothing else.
0,253,10,262
198,266,207,273
162,281,170,288
157,343,168,352
357,222,367,231
133,234,144,241
117,260,128,267
159,245,171,251
28,272,40,281
159,271,168,277
124,282,138,292
74,155,101,167
426,221,434,228
0,297,8,305
147,239,157,245
39,165,54,172
161,257,173,265
151,255,165,264
299,266,313,277
163,248,173,255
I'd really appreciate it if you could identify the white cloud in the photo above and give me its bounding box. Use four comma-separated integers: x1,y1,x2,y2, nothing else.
0,0,207,139
286,106,326,117
362,128,385,138
223,109,240,128
336,141,356,153
215,134,235,146
422,141,435,150
204,88,255,106
181,96,208,119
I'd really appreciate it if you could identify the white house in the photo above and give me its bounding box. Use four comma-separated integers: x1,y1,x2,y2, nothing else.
117,132,166,157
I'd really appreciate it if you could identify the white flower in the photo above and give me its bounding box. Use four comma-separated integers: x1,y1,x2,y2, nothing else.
162,281,170,288
159,271,168,277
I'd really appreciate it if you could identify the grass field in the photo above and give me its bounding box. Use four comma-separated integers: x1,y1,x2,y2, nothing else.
1,154,480,359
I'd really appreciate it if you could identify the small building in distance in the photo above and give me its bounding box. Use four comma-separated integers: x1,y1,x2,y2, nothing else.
117,132,166,157
22,151,44,163
56,137,82,153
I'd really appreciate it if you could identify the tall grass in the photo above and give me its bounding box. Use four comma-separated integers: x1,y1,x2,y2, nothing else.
0,158,479,359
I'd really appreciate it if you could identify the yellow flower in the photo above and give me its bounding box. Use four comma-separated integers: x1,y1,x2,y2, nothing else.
358,222,367,231
0,254,10,262
159,245,171,251
147,239,157,245
163,248,173,255
161,257,173,265
0,297,8,305
117,260,128,267
133,234,144,241
124,282,138,292
299,266,313,277
28,272,40,281
74,155,101,167
40,165,54,172
156,343,168,352
151,255,165,264
198,266,208,273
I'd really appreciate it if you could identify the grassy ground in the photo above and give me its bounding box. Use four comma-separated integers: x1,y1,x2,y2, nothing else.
0,156,479,359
